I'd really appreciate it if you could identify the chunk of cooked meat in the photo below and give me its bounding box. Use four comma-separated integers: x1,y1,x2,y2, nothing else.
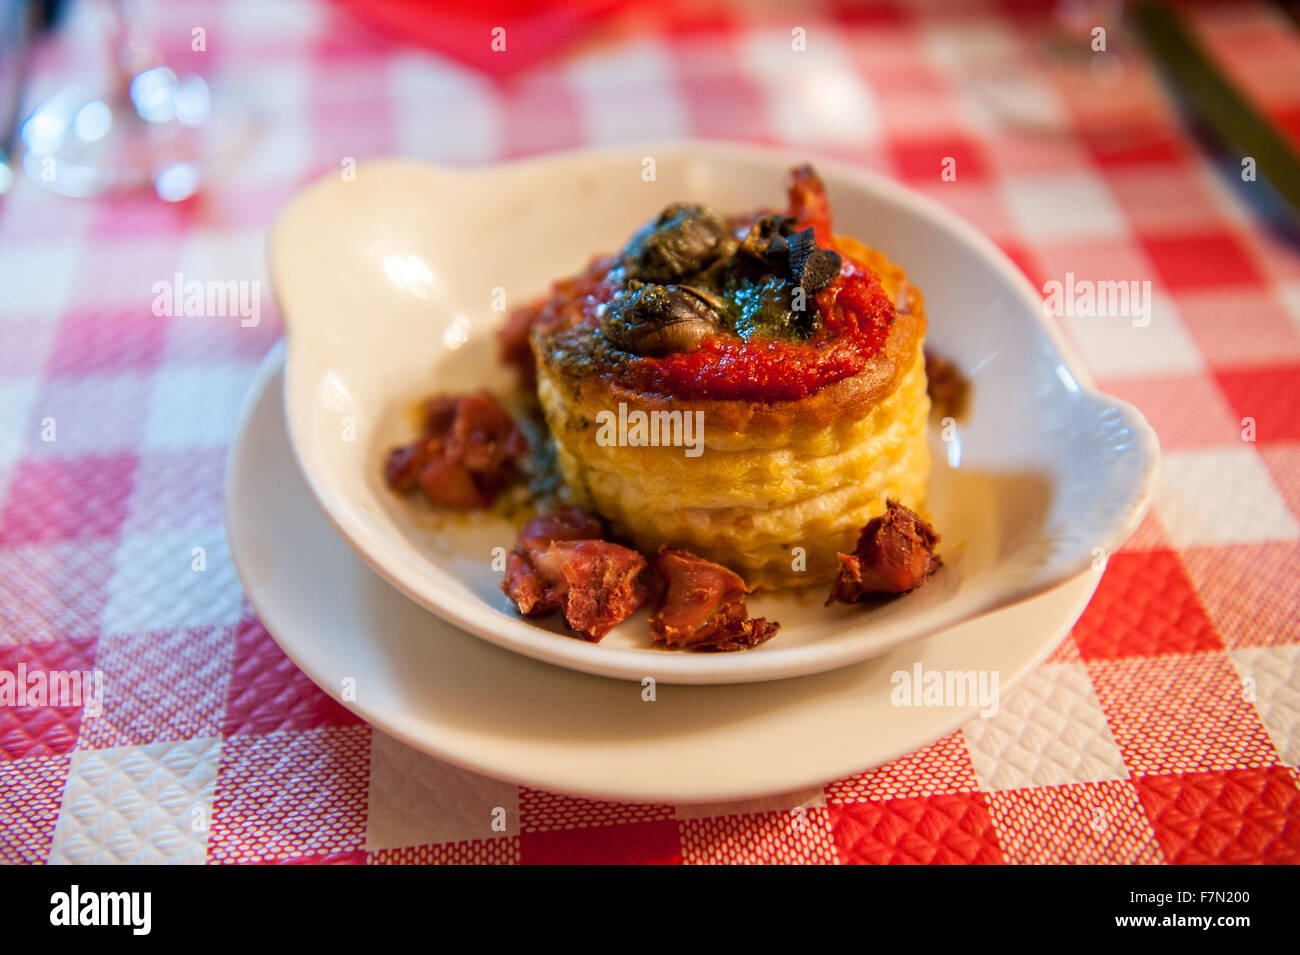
516,506,606,551
502,538,648,641
497,307,538,390
826,500,941,604
384,392,528,509
650,547,780,651
924,350,970,420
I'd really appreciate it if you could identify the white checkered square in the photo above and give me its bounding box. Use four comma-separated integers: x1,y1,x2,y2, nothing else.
740,26,880,146
174,227,270,299
1230,645,1300,766
365,731,519,849
0,376,38,474
1157,446,1300,549
141,360,260,451
1002,171,1127,242
962,663,1128,791
1060,290,1205,378
25,372,152,459
0,239,79,319
48,737,221,864
1279,280,1300,335
389,54,503,160
568,39,689,144
101,527,244,636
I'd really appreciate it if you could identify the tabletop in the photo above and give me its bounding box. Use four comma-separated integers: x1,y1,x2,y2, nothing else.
1,0,1299,865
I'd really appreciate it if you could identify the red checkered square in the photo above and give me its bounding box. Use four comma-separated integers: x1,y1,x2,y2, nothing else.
1274,104,1300,152
670,37,765,142
1072,550,1221,660
1034,236,1155,292
159,310,283,365
876,87,967,136
85,194,199,241
852,56,944,95
222,615,361,737
499,69,584,157
994,238,1049,290
185,184,297,233
825,731,979,802
829,791,1004,864
1174,287,1300,368
1182,542,1300,650
0,454,137,546
0,637,97,760
888,133,991,183
986,780,1163,864
308,97,397,163
1102,165,1225,232
44,306,170,379
1133,767,1300,864
1098,374,1243,449
1088,653,1279,775
914,180,1013,238
830,2,911,28
0,539,116,645
0,754,70,863
520,820,682,864
256,850,367,865
208,725,370,863
981,128,1092,177
77,624,235,749
369,838,523,865
518,788,674,832
1080,122,1190,168
1140,230,1265,290
680,808,836,864
1215,364,1300,443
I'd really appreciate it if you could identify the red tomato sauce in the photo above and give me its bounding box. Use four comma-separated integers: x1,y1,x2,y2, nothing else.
623,252,895,402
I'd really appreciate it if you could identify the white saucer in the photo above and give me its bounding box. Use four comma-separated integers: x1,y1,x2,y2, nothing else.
224,344,1100,802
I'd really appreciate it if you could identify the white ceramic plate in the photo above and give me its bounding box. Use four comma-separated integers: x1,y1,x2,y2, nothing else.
225,345,1102,802
269,142,1158,685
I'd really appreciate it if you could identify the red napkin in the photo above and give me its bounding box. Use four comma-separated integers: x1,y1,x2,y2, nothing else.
331,0,631,75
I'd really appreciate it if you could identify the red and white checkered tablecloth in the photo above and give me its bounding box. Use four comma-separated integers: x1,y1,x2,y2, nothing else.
2,0,1299,865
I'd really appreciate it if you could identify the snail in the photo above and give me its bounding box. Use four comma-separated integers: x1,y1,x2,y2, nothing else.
620,203,733,284
738,213,799,268
602,282,729,357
